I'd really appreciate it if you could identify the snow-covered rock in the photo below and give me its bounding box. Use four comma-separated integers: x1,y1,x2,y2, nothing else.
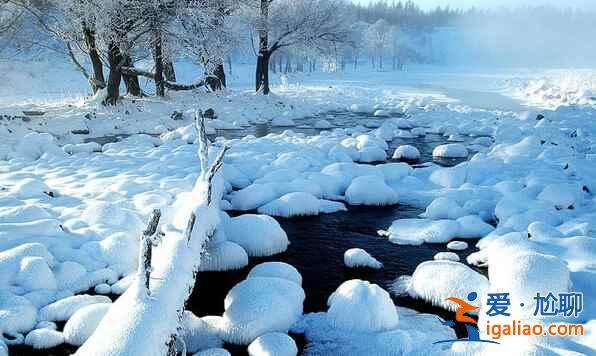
345,175,398,206
192,348,231,356
39,294,111,322
432,143,468,158
180,312,223,354
446,241,468,251
421,197,467,220
392,145,420,160
247,262,302,286
224,215,289,257
199,241,249,272
0,292,38,335
257,192,346,217
220,277,305,345
433,252,460,262
247,332,297,356
343,248,382,269
327,280,398,332
24,329,65,349
380,218,460,245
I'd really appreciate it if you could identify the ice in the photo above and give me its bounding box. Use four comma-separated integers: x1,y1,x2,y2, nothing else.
345,175,398,206
247,262,302,286
63,303,111,346
327,280,398,332
434,252,460,261
247,332,297,356
24,328,65,349
220,276,305,345
393,260,489,312
446,241,468,251
180,312,223,354
432,143,468,158
380,218,461,245
257,192,346,217
199,241,249,272
421,197,467,219
343,248,382,269
39,294,111,322
224,214,289,257
392,145,420,160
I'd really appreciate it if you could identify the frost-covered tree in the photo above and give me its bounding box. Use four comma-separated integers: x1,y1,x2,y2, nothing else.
243,0,349,94
366,18,390,70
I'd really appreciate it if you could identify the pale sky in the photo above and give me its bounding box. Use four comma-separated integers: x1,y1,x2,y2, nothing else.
351,0,596,11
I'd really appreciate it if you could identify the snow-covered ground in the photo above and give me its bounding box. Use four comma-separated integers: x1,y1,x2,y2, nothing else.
1,58,596,355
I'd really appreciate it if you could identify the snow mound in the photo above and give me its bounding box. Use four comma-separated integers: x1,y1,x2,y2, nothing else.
271,117,296,127
393,260,488,312
446,241,468,251
10,178,51,199
537,183,580,209
192,349,231,356
373,109,389,117
0,292,38,335
220,277,305,345
392,145,420,160
247,262,302,286
432,143,468,158
14,132,65,161
39,294,111,322
180,312,223,354
24,329,64,349
422,197,467,220
434,252,460,262
380,218,460,245
224,215,289,257
456,215,494,238
63,142,102,154
314,120,333,129
63,303,110,346
199,241,249,272
257,192,346,217
16,256,57,292
343,248,382,269
345,175,398,206
248,332,297,356
327,280,398,332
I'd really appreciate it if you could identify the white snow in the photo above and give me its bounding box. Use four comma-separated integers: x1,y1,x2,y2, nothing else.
314,119,333,129
257,192,346,217
199,241,249,272
180,312,223,354
379,218,461,245
224,214,289,257
220,276,305,345
24,328,65,349
343,248,382,269
38,294,111,322
432,143,468,158
247,332,297,356
326,280,398,332
446,241,468,251
247,262,302,286
433,252,460,261
392,145,421,160
345,175,398,206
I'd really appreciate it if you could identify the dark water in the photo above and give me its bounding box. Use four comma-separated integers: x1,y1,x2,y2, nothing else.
11,112,480,355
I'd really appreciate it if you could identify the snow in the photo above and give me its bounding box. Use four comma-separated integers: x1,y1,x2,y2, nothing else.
0,291,38,336
421,197,467,220
432,143,468,158
446,241,468,251
247,332,297,356
392,260,489,312
343,248,382,269
345,175,398,206
220,276,305,345
247,262,302,286
433,252,460,261
180,312,223,354
199,241,249,272
314,120,333,129
257,192,346,217
379,218,461,245
38,294,111,322
271,116,296,127
192,349,231,356
326,280,398,332
63,303,110,346
24,329,65,349
392,145,420,160
224,214,289,257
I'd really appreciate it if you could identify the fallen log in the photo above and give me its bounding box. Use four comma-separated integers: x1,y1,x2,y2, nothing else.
120,66,212,91
77,114,228,356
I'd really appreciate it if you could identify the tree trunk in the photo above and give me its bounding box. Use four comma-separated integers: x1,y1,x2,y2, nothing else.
122,55,142,97
379,54,383,69
82,24,105,93
164,60,176,82
284,55,291,73
226,56,232,75
104,42,122,105
354,55,358,70
206,62,226,91
255,0,270,95
271,54,276,74
153,29,165,97
296,57,303,72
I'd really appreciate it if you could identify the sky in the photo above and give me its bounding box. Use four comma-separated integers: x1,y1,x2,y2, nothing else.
351,0,596,11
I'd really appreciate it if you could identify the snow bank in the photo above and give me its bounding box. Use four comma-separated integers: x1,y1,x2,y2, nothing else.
247,332,297,356
224,214,289,257
393,260,489,312
345,175,398,206
220,276,305,345
257,192,346,217
380,218,460,245
327,280,398,332
343,248,382,269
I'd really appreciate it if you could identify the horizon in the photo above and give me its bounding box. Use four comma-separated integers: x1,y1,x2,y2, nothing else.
351,0,596,11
